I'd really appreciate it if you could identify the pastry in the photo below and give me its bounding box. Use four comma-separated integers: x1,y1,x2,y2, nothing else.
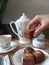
24,47,34,54
33,50,45,64
22,47,45,65
24,29,35,39
23,53,35,65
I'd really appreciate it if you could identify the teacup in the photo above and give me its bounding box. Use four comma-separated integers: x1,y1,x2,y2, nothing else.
32,34,45,49
0,34,12,50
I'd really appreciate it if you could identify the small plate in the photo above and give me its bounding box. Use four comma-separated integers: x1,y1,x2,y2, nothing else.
0,41,18,53
13,48,49,65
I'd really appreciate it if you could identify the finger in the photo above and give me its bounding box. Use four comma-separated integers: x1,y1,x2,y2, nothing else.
27,15,40,30
35,23,41,30
33,24,47,37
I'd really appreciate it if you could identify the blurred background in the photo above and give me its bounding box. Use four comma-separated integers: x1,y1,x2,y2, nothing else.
0,0,49,38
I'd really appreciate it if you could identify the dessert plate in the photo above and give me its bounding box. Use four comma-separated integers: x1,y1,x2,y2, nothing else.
13,48,49,65
0,41,18,53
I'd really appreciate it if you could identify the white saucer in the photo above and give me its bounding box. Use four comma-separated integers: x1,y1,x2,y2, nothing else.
13,48,49,65
0,41,18,53
19,40,31,44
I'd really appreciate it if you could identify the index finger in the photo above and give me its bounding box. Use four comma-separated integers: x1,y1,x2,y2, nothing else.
27,15,40,30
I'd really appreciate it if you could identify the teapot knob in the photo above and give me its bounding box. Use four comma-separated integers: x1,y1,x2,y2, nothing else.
22,13,25,16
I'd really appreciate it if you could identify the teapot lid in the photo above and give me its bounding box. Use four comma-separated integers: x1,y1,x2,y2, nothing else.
16,13,30,22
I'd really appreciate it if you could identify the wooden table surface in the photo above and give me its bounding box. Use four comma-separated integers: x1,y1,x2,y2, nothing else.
0,37,49,65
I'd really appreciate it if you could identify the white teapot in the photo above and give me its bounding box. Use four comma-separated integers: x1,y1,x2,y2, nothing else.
10,13,31,44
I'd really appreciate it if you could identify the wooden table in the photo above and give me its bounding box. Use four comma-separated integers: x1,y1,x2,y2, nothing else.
0,37,49,65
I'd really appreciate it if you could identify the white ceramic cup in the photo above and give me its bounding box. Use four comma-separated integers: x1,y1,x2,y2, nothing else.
0,34,12,50
32,34,45,49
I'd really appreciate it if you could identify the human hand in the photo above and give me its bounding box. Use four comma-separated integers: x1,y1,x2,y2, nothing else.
27,14,49,37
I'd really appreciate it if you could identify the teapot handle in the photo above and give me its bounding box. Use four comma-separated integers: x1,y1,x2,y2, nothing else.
10,21,18,36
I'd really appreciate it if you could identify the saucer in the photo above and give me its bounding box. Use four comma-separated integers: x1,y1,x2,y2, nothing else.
0,41,18,53
19,40,31,44
13,48,49,65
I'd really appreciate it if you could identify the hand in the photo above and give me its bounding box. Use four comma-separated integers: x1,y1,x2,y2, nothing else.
27,14,49,37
